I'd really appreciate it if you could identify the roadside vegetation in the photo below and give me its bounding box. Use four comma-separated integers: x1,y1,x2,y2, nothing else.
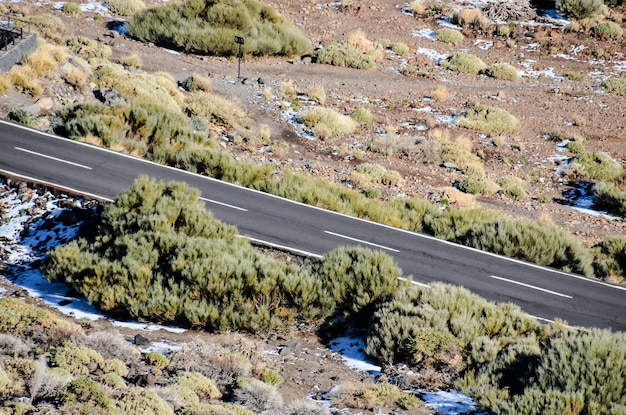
10,177,619,415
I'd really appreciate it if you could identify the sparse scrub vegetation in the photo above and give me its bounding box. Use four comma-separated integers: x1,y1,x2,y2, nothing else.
9,66,43,97
440,52,486,74
435,27,464,44
107,0,146,17
21,14,69,43
457,105,521,132
127,0,311,57
482,63,519,81
119,53,143,69
453,8,490,30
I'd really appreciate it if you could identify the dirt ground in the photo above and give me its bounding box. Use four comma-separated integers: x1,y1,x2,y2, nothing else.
2,0,626,411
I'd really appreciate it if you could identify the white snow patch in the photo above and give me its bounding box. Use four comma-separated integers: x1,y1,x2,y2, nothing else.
413,28,437,40
473,39,493,50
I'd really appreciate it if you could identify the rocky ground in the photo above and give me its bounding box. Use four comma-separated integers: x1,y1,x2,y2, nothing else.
1,0,626,412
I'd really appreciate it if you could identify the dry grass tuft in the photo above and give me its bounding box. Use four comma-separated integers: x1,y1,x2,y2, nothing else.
430,85,448,102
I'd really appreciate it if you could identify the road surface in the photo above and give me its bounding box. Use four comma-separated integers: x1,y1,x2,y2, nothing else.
1,120,624,330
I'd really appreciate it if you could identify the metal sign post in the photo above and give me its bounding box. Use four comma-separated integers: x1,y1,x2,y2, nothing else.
234,36,244,80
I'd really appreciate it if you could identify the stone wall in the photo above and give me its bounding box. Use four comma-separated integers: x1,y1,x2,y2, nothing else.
0,29,37,73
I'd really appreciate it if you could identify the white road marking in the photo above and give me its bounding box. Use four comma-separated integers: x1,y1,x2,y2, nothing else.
241,235,323,258
15,147,92,170
398,276,430,288
200,197,247,211
324,230,400,253
490,275,573,298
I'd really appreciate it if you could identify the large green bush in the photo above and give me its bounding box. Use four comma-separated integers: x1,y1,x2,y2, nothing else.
365,283,538,367
43,177,401,330
127,0,311,57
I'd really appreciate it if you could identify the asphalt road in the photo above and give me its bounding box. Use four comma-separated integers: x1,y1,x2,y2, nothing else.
1,120,625,331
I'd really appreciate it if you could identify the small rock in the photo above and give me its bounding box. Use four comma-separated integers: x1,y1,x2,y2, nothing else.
134,334,150,346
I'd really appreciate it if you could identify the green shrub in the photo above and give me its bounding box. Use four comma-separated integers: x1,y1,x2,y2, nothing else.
601,77,626,97
128,0,311,57
458,176,499,195
593,182,626,217
173,372,222,400
60,377,113,411
435,28,464,44
146,352,170,369
440,52,486,74
391,42,410,56
351,106,375,123
108,0,146,16
8,109,35,127
594,21,624,38
61,2,81,15
50,342,105,376
482,63,519,81
66,36,112,60
118,387,174,415
99,372,127,389
488,329,626,414
316,42,376,69
456,105,521,132
571,151,624,181
365,188,381,199
301,107,357,138
497,176,527,201
556,0,604,19
234,378,283,412
567,140,586,154
365,283,539,367
562,71,586,81
257,367,284,385
309,247,402,318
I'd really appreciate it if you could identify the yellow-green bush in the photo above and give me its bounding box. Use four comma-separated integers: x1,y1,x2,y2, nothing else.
302,107,357,138
128,0,311,57
457,105,521,132
571,151,624,181
66,36,112,60
21,14,69,43
594,21,624,38
557,0,603,19
50,342,105,375
496,175,527,200
316,42,376,69
435,27,464,44
118,388,174,415
108,0,146,16
61,2,81,15
351,106,374,123
173,372,222,400
593,181,626,217
601,77,626,97
440,52,486,74
482,63,519,81
391,42,410,56
60,377,114,413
